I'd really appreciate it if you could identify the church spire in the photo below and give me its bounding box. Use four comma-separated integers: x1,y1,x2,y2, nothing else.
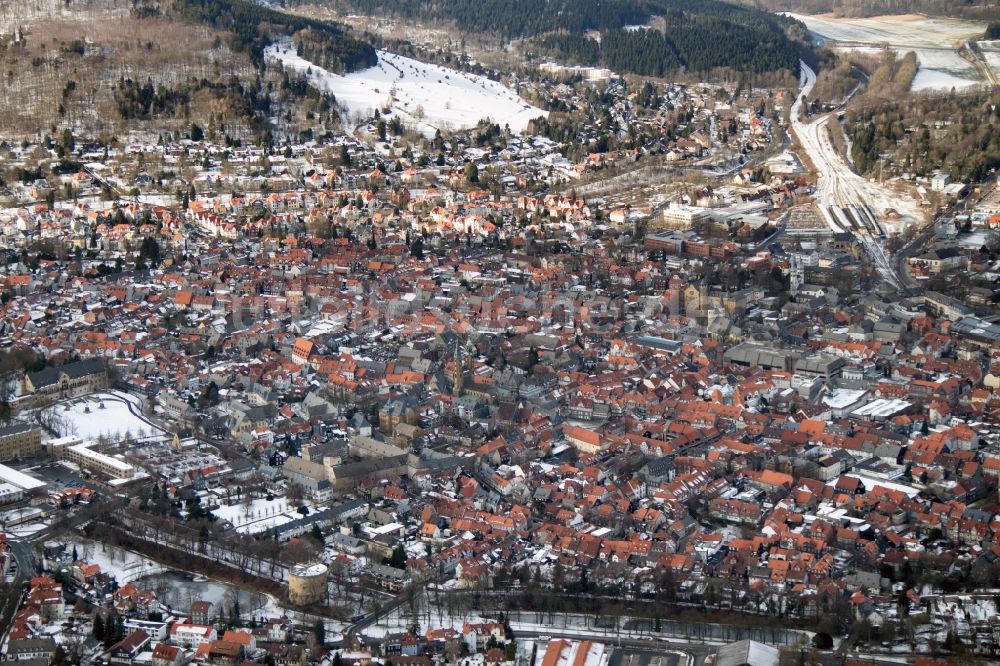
452,339,464,396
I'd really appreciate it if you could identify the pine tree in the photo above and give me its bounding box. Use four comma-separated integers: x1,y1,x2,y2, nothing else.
92,613,105,641
388,543,407,569
103,611,120,647
410,237,424,260
313,619,325,645
310,523,325,544
464,162,479,184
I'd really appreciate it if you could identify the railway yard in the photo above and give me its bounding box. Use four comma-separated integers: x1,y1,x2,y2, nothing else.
792,61,922,292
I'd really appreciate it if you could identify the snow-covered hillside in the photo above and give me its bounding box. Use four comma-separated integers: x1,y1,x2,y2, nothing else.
266,43,547,136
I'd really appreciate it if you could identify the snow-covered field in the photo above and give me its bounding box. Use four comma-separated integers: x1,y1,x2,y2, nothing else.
212,496,314,535
979,40,1000,80
61,538,167,584
266,43,547,136
788,13,985,49
789,13,987,91
137,571,269,615
909,48,981,91
911,66,981,92
42,391,163,442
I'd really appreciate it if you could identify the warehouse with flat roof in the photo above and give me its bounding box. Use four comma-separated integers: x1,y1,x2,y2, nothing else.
0,462,47,494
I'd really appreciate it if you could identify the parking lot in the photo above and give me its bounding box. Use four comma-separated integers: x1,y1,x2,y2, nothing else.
20,460,98,492
608,649,682,666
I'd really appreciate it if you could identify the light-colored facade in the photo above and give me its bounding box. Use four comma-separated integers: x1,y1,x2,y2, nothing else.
0,422,41,461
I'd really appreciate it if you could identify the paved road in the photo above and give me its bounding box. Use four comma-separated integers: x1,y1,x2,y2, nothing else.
894,221,939,292
0,537,38,644
7,538,38,578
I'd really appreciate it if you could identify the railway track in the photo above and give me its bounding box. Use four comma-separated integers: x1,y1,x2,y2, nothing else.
791,61,908,292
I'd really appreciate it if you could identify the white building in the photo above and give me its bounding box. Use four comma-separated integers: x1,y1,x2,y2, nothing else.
661,202,712,227
168,623,217,650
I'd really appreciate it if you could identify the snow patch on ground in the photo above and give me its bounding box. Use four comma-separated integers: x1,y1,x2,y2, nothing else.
5,519,51,538
924,595,1000,648
266,43,547,137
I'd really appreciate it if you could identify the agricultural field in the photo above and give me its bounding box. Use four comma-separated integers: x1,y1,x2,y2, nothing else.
978,40,1000,80
788,13,985,48
909,49,981,91
789,13,988,91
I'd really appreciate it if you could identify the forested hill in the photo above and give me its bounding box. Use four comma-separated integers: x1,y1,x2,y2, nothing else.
167,0,377,72
535,11,802,77
752,0,1000,20
323,0,806,77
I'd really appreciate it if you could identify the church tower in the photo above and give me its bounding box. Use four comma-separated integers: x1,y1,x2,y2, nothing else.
451,340,464,396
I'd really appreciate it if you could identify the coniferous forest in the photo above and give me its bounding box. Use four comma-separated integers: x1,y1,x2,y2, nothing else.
846,90,1000,183
320,0,805,77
